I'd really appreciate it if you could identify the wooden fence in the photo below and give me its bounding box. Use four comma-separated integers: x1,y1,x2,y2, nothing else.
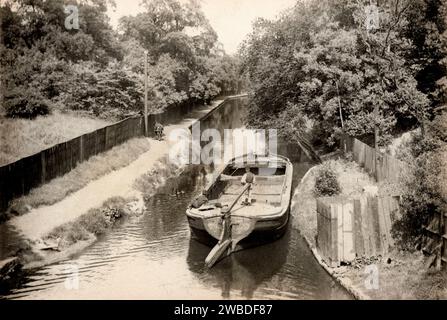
0,116,146,214
422,211,447,270
0,99,213,214
317,195,400,267
342,135,405,183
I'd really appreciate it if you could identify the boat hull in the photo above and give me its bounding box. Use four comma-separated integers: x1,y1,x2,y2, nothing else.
187,207,290,251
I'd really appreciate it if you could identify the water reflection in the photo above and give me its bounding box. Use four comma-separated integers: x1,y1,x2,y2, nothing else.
187,229,289,299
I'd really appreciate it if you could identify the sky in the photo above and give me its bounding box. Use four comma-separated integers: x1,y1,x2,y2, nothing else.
107,0,297,55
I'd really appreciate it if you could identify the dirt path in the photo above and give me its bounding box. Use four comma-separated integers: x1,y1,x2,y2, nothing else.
8,99,227,241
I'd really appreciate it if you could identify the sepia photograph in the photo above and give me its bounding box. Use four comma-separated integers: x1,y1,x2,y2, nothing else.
0,0,446,306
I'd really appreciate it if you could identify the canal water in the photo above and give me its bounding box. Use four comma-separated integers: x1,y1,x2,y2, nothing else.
1,98,351,300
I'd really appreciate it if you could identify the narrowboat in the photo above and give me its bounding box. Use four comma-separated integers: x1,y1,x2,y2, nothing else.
185,153,293,267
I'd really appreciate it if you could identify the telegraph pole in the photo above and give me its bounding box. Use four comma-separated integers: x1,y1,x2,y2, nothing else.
335,80,344,129
335,80,347,153
144,50,148,137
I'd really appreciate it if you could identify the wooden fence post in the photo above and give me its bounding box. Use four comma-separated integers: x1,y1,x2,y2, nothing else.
437,211,444,270
41,152,46,184
79,135,84,162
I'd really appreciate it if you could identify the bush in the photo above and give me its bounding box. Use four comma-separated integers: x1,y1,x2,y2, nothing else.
314,164,341,197
4,89,51,119
392,119,447,250
63,62,143,119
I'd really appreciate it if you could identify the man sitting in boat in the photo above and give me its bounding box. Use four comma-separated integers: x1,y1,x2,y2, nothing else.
240,166,256,205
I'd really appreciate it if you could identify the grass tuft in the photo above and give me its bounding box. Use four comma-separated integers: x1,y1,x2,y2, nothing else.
45,197,131,247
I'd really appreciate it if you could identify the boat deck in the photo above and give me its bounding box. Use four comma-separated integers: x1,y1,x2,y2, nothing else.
208,178,285,217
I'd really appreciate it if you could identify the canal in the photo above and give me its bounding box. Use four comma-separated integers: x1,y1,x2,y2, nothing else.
1,97,351,300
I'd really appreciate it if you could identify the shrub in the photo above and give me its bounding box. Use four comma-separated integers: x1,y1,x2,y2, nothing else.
392,119,447,250
4,88,51,119
314,164,341,197
63,62,144,119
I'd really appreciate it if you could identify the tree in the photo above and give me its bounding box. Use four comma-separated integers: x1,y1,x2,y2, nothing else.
1,0,242,118
403,0,447,116
240,0,429,148
119,0,242,111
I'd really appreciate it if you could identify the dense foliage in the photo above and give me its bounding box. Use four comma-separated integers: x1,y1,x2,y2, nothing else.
391,0,447,250
314,164,341,197
393,113,447,250
0,0,242,119
239,0,446,249
239,0,445,148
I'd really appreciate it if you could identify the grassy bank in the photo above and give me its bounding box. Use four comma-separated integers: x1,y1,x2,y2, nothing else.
43,197,138,248
20,155,183,268
293,157,447,300
0,112,111,166
342,250,447,299
19,196,144,268
7,137,151,218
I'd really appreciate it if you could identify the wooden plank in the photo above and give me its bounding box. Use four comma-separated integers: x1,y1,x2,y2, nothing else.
383,147,388,181
330,203,338,265
41,151,46,184
317,199,333,265
79,135,84,162
365,147,371,173
359,197,370,257
371,197,382,254
443,237,447,264
353,199,365,257
343,201,356,261
316,200,323,255
386,197,395,245
437,211,444,270
330,203,338,266
365,197,376,256
377,197,388,254
324,203,330,263
335,203,343,264
382,197,394,247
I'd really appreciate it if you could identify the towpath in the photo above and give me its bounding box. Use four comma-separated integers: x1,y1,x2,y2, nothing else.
8,99,229,241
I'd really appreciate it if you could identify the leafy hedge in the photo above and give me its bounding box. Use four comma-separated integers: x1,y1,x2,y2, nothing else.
314,164,342,197
4,88,52,119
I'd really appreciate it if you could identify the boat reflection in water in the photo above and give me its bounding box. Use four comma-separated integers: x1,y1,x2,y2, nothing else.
187,227,290,299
